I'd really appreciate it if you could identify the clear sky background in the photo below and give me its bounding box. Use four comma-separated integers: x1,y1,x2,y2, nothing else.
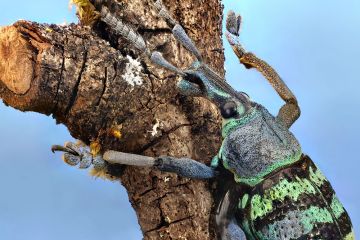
0,0,359,239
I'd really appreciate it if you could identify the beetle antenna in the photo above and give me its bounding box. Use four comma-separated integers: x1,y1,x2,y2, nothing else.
151,52,186,76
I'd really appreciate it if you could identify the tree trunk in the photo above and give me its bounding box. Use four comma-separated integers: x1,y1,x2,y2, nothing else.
0,0,224,239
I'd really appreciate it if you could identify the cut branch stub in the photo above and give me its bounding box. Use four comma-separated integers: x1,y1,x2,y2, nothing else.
0,25,36,95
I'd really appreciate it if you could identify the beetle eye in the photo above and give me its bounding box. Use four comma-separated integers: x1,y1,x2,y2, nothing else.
220,101,238,119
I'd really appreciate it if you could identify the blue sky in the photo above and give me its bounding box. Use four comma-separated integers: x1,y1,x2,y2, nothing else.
0,0,359,239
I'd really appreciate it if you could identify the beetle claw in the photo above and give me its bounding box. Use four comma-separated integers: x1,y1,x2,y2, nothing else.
51,141,105,170
51,144,78,155
226,10,242,36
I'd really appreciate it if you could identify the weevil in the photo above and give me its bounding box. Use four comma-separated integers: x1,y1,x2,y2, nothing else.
52,1,355,239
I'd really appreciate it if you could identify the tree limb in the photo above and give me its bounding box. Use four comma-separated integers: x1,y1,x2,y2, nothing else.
0,0,224,239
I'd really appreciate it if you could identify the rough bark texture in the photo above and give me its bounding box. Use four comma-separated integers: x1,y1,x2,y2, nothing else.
0,0,224,239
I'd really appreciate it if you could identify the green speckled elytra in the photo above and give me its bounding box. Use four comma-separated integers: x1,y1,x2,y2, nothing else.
52,1,355,239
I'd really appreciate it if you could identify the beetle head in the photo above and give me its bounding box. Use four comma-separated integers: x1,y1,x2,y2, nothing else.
151,53,251,124
183,61,252,118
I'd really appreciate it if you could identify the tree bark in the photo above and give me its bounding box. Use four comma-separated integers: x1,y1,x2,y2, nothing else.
0,0,224,239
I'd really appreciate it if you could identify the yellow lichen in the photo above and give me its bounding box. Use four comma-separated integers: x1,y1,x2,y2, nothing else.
69,0,100,25
90,140,101,156
110,124,123,139
112,130,122,138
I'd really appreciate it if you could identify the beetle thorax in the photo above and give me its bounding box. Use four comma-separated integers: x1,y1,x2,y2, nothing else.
220,104,302,186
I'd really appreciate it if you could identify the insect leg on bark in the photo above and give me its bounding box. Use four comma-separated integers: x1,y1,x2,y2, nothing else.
52,142,217,179
215,190,247,240
226,10,300,128
153,0,203,61
99,5,186,75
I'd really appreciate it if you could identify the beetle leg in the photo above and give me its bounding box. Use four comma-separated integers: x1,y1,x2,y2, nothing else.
239,52,300,128
98,5,186,76
99,6,149,55
53,142,216,179
52,141,107,170
216,190,247,240
224,219,247,240
103,150,217,179
153,0,203,61
226,10,300,128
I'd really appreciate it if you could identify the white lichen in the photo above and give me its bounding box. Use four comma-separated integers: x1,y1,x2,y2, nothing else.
122,55,143,88
149,119,160,137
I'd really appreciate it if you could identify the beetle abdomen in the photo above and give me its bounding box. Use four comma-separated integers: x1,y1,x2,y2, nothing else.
236,155,354,240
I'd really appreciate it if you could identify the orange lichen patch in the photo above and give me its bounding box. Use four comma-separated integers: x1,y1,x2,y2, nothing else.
110,124,123,139
90,141,101,156
111,129,122,139
0,26,34,94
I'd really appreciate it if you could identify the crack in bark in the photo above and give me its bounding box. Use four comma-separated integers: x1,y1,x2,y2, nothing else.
51,38,66,114
96,67,108,106
144,191,174,234
64,49,88,117
145,195,194,235
97,63,119,130
138,97,153,111
150,190,175,204
168,215,194,226
141,63,156,95
138,187,157,199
